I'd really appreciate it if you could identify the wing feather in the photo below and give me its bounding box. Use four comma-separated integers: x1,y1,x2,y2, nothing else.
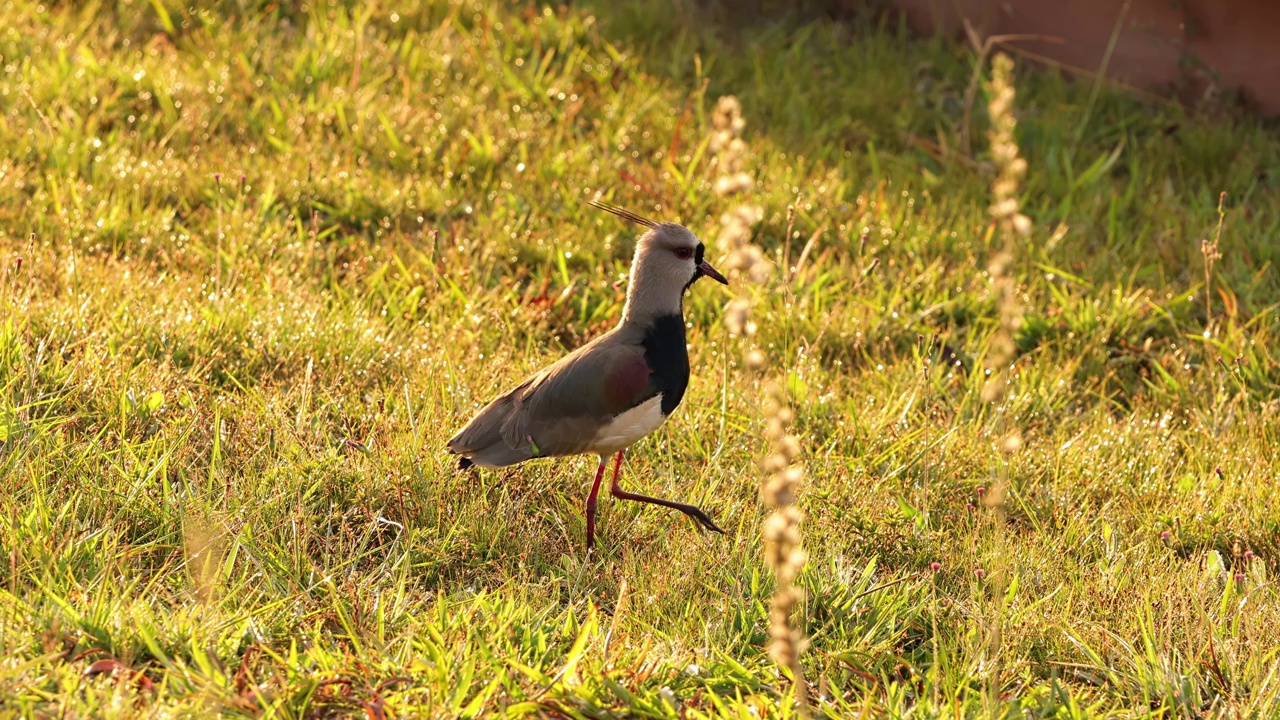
448,329,662,464
501,342,657,456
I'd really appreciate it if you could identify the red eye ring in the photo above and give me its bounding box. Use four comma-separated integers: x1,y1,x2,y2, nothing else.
674,247,693,260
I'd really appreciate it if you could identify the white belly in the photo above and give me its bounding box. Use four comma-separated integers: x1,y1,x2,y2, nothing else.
592,395,667,453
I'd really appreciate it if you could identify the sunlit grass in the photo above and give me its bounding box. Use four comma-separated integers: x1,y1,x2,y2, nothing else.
1,0,1278,716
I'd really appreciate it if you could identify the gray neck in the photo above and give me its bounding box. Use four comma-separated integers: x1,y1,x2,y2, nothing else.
620,255,684,326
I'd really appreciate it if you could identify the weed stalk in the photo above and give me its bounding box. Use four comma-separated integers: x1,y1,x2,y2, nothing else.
714,95,809,714
1200,191,1226,335
980,52,1030,714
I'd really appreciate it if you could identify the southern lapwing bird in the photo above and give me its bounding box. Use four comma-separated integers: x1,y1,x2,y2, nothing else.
447,199,729,549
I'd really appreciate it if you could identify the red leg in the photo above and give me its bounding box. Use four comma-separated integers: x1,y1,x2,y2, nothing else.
584,456,608,550
608,450,725,534
610,449,625,486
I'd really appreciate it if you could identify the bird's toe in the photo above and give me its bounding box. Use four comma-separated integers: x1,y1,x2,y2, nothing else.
691,508,725,534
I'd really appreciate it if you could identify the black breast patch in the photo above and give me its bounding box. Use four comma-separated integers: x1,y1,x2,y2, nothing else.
641,313,690,416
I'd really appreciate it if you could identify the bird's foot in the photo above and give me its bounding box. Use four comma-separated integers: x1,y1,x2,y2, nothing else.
683,505,726,535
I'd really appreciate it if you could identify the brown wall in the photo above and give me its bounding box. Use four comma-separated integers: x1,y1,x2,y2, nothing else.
890,0,1280,115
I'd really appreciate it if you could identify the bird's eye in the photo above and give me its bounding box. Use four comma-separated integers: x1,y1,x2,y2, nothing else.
673,247,693,260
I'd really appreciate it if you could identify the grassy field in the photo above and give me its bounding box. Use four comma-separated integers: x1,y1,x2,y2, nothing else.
3,0,1280,716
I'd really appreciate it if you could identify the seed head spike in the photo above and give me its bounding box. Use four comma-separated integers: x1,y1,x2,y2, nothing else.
587,198,659,228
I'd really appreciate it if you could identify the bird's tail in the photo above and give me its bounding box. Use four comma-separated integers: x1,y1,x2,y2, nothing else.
450,442,534,469
448,390,535,470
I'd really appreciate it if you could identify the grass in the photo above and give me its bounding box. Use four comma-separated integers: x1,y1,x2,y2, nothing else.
2,0,1279,716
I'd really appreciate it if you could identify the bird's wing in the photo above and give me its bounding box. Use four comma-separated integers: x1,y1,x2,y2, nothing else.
499,338,661,457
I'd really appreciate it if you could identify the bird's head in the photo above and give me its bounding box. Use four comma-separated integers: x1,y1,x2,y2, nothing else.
639,221,729,290
588,199,728,321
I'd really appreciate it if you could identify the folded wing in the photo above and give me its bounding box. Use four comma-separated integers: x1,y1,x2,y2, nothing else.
447,335,659,468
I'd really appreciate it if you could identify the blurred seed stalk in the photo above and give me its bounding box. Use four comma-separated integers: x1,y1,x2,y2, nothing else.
713,96,809,713
982,51,1029,497
979,52,1030,714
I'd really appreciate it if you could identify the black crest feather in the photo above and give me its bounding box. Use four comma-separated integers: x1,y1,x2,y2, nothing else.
587,198,659,228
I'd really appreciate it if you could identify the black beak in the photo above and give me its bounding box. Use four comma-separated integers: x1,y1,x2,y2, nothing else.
697,259,729,285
